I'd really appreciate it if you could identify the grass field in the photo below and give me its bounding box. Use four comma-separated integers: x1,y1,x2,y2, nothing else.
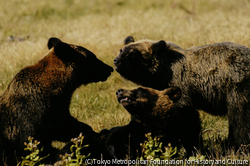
1,0,250,163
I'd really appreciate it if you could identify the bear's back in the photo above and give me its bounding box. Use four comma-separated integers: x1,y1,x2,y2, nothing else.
185,42,250,85
170,42,250,115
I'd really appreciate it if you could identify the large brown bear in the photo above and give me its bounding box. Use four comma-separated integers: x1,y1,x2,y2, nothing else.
0,37,113,165
103,87,201,159
114,36,250,149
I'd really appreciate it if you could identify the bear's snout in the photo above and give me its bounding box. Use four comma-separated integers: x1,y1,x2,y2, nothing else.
116,89,124,96
114,57,121,67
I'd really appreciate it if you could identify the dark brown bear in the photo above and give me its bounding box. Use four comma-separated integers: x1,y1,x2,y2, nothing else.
114,36,250,149
0,37,113,165
104,87,201,159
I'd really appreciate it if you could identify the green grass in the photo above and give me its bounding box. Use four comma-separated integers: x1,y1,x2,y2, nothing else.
1,0,250,162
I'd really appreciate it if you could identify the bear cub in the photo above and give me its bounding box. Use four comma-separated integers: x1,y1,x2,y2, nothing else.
104,86,201,159
0,37,113,165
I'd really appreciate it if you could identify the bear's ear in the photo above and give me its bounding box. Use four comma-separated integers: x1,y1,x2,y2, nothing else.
48,37,62,50
124,36,135,45
152,40,167,52
164,86,181,102
54,42,76,62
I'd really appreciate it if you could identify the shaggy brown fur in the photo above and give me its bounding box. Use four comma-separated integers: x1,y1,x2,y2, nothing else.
0,37,113,165
114,36,250,149
103,87,201,159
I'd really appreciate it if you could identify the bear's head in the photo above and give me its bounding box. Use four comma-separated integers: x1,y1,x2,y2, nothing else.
47,37,113,85
114,36,183,90
116,86,181,125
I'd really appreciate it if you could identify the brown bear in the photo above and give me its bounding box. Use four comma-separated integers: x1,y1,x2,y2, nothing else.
114,36,250,149
103,87,201,159
0,37,113,165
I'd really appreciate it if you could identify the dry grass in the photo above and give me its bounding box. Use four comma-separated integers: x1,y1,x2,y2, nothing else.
1,0,250,160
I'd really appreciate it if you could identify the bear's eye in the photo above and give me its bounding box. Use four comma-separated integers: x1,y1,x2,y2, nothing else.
119,49,123,53
137,88,146,96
